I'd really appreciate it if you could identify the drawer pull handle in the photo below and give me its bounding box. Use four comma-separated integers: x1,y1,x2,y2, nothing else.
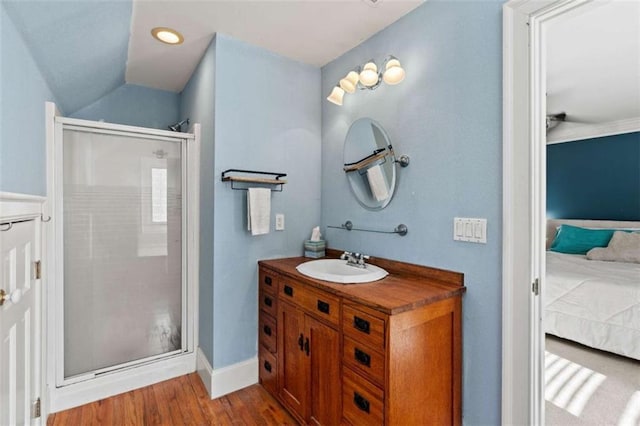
298,333,304,351
317,300,330,314
264,296,273,307
353,392,370,413
263,325,272,336
264,361,272,373
354,348,371,367
304,337,310,356
353,316,370,334
264,276,272,286
284,285,293,296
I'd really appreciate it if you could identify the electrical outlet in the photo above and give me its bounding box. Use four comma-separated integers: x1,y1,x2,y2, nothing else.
275,213,285,231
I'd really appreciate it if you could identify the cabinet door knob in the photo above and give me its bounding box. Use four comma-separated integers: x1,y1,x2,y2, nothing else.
263,325,272,336
304,337,310,356
263,360,272,373
264,276,272,286
264,296,273,307
353,392,370,413
284,285,293,296
298,333,304,351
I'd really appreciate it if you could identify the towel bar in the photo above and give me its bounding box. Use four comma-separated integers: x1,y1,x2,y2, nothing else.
327,220,408,236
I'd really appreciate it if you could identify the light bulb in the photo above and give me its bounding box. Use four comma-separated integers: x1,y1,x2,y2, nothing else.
151,27,184,45
339,71,360,94
326,86,345,106
383,58,405,85
359,61,379,87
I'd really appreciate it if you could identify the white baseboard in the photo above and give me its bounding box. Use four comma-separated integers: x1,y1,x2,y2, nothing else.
49,352,196,413
196,348,258,400
196,347,214,396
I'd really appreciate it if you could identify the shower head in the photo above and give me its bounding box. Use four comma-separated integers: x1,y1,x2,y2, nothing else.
168,118,190,132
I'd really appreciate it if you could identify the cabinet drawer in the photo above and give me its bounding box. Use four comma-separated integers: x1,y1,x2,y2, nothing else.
259,346,277,395
259,290,277,317
259,268,279,296
342,305,386,351
280,279,340,326
342,367,384,426
259,313,277,353
343,337,385,387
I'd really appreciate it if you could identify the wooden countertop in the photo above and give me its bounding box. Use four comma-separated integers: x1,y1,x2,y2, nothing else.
259,253,466,315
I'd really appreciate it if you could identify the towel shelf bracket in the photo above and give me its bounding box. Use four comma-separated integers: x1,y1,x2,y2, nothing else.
327,220,408,236
221,169,287,192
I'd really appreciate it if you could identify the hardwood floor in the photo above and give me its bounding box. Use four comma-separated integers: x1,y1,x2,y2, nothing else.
47,373,297,425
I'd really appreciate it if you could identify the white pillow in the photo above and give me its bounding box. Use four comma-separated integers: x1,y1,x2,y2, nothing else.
586,231,640,264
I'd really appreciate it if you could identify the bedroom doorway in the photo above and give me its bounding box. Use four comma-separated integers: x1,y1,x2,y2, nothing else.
503,1,640,425
543,2,640,425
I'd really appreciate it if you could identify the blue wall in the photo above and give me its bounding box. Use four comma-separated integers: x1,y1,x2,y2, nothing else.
71,84,180,130
180,37,217,363
1,3,58,196
212,35,321,368
180,34,321,369
547,132,640,221
321,2,503,424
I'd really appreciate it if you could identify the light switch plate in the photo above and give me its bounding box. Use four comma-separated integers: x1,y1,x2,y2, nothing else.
453,218,487,243
275,213,285,231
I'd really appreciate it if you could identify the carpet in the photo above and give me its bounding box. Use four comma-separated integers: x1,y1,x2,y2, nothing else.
545,335,640,425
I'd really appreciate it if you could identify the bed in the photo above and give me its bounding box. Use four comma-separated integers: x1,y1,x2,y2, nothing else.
544,219,640,360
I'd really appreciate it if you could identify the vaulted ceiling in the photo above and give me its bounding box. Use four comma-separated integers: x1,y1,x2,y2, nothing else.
4,0,639,134
4,0,423,114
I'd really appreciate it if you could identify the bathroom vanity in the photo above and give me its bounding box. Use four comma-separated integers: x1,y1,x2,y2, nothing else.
258,251,465,425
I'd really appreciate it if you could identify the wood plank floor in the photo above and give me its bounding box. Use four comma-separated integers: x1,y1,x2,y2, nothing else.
47,373,297,425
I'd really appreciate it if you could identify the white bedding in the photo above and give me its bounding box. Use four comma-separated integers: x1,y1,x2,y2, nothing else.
545,251,640,360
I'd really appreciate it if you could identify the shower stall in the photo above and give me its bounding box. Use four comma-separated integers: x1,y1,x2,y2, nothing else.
46,113,199,411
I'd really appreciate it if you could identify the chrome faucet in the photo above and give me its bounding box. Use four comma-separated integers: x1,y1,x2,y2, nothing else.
340,251,370,269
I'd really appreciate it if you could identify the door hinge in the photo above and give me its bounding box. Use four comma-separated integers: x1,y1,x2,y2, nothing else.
532,278,539,296
33,397,41,418
34,261,42,280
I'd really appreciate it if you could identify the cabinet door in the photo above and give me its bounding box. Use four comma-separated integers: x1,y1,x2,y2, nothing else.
307,316,341,426
278,301,308,421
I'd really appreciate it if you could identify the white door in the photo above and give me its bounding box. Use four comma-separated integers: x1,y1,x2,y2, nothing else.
0,219,41,425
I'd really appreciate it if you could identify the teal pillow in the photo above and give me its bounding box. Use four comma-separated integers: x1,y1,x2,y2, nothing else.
549,225,615,255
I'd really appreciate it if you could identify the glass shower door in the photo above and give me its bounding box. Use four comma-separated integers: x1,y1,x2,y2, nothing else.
61,127,184,381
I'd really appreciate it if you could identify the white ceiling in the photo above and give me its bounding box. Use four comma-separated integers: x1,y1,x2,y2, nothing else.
126,0,424,93
546,0,640,141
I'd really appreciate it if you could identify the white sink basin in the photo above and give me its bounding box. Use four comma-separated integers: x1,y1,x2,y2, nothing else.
296,259,388,284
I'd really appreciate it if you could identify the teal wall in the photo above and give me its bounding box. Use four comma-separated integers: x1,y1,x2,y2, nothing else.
321,2,503,424
547,132,640,221
1,3,58,195
71,84,180,131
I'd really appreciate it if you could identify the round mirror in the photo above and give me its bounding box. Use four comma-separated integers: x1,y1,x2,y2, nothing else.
343,118,396,210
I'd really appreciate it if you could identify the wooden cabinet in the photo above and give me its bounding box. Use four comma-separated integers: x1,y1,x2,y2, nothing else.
276,290,341,425
258,254,465,426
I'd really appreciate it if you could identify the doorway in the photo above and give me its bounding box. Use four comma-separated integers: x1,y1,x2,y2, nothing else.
503,1,640,424
46,110,200,412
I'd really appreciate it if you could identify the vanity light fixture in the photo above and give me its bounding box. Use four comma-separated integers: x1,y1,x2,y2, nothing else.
327,55,405,106
151,27,184,45
326,85,345,106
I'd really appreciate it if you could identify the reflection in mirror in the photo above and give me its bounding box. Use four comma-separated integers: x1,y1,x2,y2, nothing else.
343,118,396,210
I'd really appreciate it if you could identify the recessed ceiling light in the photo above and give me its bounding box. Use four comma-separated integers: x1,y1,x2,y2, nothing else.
151,27,184,45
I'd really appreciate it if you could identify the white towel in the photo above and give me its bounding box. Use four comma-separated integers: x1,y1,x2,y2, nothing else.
366,165,389,202
247,188,271,235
